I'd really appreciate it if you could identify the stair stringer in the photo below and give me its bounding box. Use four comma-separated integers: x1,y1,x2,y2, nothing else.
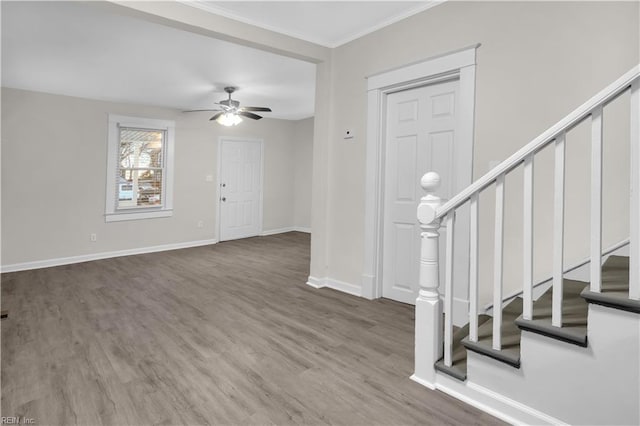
464,304,639,425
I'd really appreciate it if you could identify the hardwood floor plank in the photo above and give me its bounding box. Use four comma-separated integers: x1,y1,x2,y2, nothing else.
2,232,503,425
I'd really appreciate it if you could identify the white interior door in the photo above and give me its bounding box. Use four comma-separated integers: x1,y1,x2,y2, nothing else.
219,138,263,241
382,79,464,304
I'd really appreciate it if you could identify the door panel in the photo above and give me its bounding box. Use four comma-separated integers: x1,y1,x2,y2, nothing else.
428,130,456,197
395,136,418,201
219,139,262,241
393,223,416,291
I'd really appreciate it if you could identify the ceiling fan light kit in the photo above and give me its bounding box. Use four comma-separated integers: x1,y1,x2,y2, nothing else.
183,86,272,126
217,112,243,126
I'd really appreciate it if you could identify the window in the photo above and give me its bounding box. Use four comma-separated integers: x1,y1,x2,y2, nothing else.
105,115,175,222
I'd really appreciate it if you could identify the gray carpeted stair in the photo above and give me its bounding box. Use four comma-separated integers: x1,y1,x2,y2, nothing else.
434,255,637,382
515,279,589,347
435,315,491,381
581,255,640,313
462,298,523,368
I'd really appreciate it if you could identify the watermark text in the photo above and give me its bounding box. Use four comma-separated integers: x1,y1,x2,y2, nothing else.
1,417,35,425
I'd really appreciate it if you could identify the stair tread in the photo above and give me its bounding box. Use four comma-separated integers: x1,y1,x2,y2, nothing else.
532,279,588,323
434,359,466,381
515,317,588,346
599,281,629,291
435,314,491,381
581,288,640,314
602,255,629,291
462,298,522,368
515,279,588,346
602,255,629,272
583,256,638,313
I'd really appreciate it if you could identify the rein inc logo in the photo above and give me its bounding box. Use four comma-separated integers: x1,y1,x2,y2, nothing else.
1,418,35,425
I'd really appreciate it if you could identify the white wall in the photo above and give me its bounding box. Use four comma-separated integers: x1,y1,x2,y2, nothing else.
1,88,313,267
3,2,637,303
293,117,314,230
312,1,639,303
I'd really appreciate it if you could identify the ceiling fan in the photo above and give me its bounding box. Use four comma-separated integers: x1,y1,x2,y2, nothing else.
184,86,272,126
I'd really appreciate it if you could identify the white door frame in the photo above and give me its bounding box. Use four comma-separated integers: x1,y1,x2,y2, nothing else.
216,136,265,242
362,44,479,300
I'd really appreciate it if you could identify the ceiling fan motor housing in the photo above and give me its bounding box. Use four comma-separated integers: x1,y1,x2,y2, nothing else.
220,99,240,108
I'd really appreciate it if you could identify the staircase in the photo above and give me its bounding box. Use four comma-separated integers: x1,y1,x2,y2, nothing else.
411,65,640,425
436,255,637,381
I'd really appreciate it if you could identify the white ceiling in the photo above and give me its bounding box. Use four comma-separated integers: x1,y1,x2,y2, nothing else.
1,1,438,120
1,1,316,120
183,1,437,48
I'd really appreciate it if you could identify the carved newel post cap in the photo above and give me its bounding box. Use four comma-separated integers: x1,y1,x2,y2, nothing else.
420,172,441,193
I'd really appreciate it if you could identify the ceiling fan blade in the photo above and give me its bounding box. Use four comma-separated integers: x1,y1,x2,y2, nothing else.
238,111,263,120
209,112,225,121
240,106,272,112
183,109,222,113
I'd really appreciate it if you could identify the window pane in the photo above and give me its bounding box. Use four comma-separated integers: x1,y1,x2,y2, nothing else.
119,128,164,169
117,169,163,208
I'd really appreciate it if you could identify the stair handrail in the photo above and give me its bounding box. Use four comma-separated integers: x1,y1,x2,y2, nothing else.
434,64,640,220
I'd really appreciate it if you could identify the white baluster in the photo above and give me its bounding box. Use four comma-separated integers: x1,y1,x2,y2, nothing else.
553,133,566,327
493,174,505,351
469,193,479,341
444,211,455,367
591,106,603,293
413,172,444,388
630,79,640,300
523,155,534,321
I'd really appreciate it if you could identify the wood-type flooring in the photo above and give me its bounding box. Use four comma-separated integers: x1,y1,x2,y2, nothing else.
1,232,503,425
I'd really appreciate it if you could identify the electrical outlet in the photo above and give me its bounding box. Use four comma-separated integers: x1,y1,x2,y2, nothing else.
90,233,97,242
197,220,204,228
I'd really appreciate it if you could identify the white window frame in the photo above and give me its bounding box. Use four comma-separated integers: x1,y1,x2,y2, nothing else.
105,114,175,222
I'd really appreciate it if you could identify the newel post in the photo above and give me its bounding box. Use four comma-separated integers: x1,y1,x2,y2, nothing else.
411,172,443,389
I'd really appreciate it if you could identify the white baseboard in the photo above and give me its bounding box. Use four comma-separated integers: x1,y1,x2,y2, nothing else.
326,277,362,296
410,374,436,390
306,276,325,288
260,226,311,236
261,227,295,236
360,274,378,300
306,275,362,297
424,373,567,426
1,239,218,273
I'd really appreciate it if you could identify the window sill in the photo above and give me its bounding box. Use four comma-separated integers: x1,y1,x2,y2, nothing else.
105,209,173,222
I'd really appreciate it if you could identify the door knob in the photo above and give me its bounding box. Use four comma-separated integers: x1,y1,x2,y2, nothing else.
221,197,226,202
